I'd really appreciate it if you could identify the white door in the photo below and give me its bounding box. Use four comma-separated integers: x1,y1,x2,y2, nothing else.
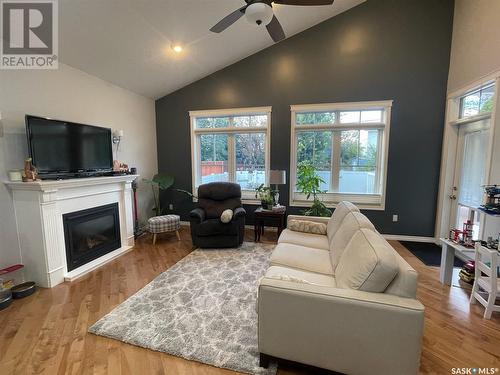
450,119,490,239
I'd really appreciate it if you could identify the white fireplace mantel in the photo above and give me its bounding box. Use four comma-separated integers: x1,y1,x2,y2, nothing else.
5,175,138,288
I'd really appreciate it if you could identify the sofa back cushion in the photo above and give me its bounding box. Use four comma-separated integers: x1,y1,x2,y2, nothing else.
326,201,359,244
197,182,242,219
335,228,399,292
382,238,418,298
330,212,375,271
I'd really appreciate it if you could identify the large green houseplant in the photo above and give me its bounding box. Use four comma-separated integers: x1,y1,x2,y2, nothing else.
296,161,332,217
143,174,175,216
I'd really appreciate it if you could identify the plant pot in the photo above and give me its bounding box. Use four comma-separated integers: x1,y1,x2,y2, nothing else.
261,201,272,210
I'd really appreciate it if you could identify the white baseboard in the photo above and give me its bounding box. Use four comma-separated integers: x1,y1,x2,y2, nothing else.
383,234,438,244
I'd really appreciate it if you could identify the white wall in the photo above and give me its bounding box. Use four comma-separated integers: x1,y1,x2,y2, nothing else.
447,0,500,93
444,0,500,240
0,63,157,269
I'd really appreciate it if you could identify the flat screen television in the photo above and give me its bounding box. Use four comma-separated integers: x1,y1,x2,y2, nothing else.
26,115,113,179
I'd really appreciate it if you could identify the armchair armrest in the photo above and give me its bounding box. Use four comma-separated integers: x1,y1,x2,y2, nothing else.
233,207,246,220
258,278,424,375
189,208,205,223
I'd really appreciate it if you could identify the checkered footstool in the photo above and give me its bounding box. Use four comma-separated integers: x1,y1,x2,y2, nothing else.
148,214,181,244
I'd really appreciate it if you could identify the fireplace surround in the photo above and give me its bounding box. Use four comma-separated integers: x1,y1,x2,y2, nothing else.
5,175,137,287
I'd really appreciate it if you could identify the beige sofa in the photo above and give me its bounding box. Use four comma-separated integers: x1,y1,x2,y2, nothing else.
257,201,424,375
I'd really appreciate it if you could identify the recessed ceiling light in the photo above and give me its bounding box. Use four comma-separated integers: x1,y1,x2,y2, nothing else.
171,44,183,53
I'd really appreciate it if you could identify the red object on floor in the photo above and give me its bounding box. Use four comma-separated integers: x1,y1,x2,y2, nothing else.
0,264,24,276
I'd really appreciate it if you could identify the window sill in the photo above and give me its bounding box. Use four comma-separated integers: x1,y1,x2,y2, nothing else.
291,193,385,211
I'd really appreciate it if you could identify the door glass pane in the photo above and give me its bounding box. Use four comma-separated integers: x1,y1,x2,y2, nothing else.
340,129,378,194
296,131,332,191
458,129,488,207
459,83,495,118
200,134,228,184
235,133,266,190
480,85,495,113
460,92,480,118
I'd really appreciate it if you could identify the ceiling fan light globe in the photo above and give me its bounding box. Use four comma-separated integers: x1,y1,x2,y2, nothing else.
245,3,274,27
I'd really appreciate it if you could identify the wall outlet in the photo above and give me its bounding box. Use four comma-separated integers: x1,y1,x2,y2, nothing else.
169,203,174,210
392,214,398,222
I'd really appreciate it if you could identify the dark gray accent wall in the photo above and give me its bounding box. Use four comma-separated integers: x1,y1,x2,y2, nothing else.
155,0,454,237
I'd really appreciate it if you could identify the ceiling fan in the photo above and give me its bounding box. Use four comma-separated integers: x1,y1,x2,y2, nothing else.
209,0,335,43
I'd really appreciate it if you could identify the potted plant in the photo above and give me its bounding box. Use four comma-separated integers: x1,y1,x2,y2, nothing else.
143,174,174,216
296,161,332,217
255,184,274,210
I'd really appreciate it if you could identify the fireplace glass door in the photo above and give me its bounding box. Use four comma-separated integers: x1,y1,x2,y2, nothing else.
63,203,121,271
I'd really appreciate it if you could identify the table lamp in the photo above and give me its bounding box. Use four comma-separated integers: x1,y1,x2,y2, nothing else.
269,170,286,206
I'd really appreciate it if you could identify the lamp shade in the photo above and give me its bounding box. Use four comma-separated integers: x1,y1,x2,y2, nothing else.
269,170,286,185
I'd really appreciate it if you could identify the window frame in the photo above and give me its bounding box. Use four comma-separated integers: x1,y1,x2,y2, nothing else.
289,100,393,210
189,106,272,204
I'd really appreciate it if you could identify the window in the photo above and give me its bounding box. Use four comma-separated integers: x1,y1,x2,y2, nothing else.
459,83,495,119
190,107,271,202
290,101,392,209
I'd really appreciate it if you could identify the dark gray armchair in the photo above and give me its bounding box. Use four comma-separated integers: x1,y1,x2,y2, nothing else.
189,182,246,248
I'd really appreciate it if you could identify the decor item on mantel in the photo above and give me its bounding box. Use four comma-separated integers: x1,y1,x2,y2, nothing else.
112,160,129,173
8,170,22,182
22,158,40,182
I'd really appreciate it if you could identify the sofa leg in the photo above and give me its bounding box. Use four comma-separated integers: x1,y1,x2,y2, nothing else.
259,353,270,368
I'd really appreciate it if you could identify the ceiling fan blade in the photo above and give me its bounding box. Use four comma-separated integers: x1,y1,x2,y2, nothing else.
210,5,247,33
266,15,286,43
273,0,334,5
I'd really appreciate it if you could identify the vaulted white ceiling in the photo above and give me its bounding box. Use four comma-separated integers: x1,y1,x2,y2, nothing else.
59,0,364,99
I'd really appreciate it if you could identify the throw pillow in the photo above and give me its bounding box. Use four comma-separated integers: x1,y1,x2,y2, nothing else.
288,219,327,235
220,209,233,223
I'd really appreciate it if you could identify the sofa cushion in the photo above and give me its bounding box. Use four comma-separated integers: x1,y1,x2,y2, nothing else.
196,219,238,237
264,266,336,287
330,212,375,270
335,228,399,292
326,201,360,245
278,229,329,250
382,238,418,298
270,243,334,275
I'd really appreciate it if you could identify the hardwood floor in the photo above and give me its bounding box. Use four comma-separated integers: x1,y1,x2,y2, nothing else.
0,227,499,374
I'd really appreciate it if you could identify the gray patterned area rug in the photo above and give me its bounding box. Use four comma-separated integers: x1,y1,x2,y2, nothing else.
89,242,277,375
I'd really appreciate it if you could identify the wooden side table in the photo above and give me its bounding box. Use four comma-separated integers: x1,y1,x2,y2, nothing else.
254,207,286,242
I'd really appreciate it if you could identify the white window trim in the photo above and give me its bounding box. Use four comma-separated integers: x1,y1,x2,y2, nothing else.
189,106,272,204
289,100,392,210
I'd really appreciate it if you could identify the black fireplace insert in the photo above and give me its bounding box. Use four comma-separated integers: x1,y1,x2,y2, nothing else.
63,203,121,271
